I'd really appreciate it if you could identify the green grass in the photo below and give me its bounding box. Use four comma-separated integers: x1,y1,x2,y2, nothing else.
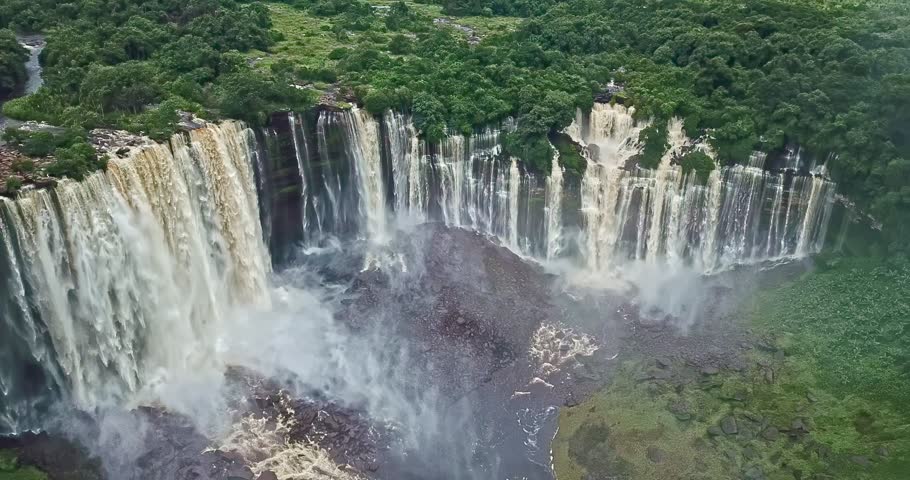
748,257,910,407
254,3,344,71
554,257,910,480
553,364,729,480
554,354,910,480
0,451,47,480
258,1,522,75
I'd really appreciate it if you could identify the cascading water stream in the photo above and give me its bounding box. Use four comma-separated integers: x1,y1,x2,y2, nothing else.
0,103,838,437
545,146,564,260
0,122,269,433
565,105,836,273
271,105,835,273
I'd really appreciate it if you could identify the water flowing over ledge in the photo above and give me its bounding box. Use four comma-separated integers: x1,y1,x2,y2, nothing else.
0,122,269,433
259,103,835,272
0,103,836,438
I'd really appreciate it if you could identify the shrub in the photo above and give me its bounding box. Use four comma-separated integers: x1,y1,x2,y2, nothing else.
638,123,668,169
4,176,23,193
12,158,35,174
679,150,715,183
45,142,106,181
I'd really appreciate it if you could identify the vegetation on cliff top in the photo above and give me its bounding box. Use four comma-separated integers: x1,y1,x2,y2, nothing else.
1,0,907,246
258,0,908,246
1,0,313,138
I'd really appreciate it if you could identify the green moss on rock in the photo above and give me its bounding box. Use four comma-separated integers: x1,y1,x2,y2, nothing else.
0,450,48,480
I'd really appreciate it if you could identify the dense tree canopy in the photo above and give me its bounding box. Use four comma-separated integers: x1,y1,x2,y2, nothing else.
0,29,28,97
1,0,312,139
1,0,907,249
293,0,909,249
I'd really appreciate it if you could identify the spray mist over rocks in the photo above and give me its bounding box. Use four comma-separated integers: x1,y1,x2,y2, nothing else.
0,102,839,479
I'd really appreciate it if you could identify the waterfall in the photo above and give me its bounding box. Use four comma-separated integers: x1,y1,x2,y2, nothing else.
0,122,269,433
343,107,389,245
269,105,835,271
386,111,425,220
566,102,648,168
0,104,840,435
545,146,564,260
563,104,836,272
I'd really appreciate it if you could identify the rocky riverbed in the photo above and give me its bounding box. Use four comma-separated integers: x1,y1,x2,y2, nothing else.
1,225,843,480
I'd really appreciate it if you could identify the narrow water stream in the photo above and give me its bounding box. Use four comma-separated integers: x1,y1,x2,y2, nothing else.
0,34,45,136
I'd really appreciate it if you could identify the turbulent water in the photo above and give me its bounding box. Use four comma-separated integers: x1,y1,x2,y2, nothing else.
0,122,269,433
0,103,837,478
271,103,835,272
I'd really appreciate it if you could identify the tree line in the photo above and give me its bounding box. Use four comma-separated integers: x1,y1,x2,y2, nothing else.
2,0,907,251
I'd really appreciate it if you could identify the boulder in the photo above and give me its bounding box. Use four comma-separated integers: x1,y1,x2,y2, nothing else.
256,472,279,480
760,426,779,441
721,416,738,435
743,465,765,480
646,446,666,464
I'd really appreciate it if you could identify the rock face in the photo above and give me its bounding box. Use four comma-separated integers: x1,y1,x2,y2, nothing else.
89,128,155,158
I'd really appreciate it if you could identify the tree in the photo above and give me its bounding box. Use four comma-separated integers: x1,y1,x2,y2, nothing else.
0,29,27,97
80,62,163,113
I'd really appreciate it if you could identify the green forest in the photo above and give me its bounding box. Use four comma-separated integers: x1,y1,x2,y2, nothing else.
0,29,28,98
1,0,908,248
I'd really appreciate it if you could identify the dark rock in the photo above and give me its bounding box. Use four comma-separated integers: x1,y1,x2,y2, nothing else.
721,415,739,435
850,455,871,468
226,465,254,480
454,315,467,325
790,418,809,434
875,446,889,457
761,426,780,441
813,443,833,460
763,368,775,384
806,392,818,403
742,411,762,422
668,400,693,421
656,357,672,369
646,446,666,464
707,426,723,437
256,472,279,480
737,428,755,442
742,446,760,460
701,366,719,376
743,465,765,480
